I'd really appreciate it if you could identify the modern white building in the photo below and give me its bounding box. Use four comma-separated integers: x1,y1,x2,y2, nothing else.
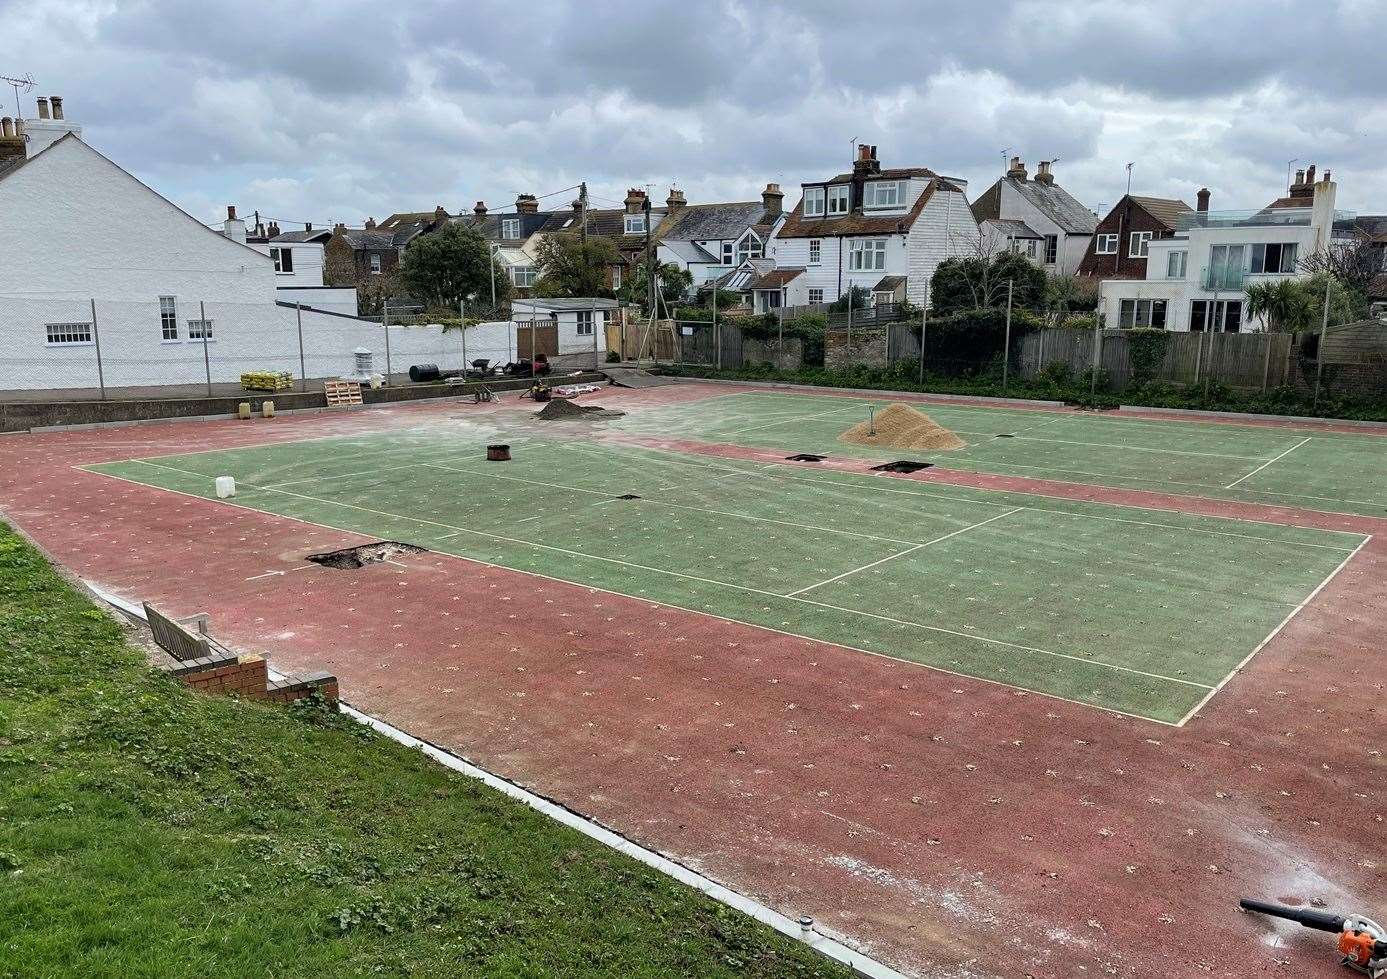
0,101,446,392
1098,167,1346,332
767,145,978,307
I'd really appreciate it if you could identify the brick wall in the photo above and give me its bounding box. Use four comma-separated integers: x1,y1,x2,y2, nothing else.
825,328,888,369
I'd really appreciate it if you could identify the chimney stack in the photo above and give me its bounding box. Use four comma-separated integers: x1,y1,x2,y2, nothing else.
0,117,23,168
0,118,11,138
433,205,447,222
1294,168,1305,186
1304,164,1316,185
268,221,280,237
227,205,237,221
222,205,246,245
364,217,377,230
1034,161,1054,185
474,201,487,216
35,97,49,120
1196,187,1210,213
515,193,539,214
665,187,687,210
333,222,346,234
1006,156,1028,181
624,188,647,214
762,182,783,216
852,143,881,177
49,96,63,120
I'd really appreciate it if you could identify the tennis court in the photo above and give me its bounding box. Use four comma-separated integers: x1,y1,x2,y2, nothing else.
87,418,1368,726
616,390,1387,517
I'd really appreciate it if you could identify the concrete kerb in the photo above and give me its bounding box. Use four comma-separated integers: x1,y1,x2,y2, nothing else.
1119,404,1387,430
667,374,1066,409
82,580,907,979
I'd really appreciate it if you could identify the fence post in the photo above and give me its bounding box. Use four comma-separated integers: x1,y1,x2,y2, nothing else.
592,298,599,370
918,286,928,385
89,298,106,400
296,302,306,391
382,300,393,382
1313,276,1330,405
199,300,212,395
777,301,784,370
1261,331,1273,392
1089,304,1103,401
846,288,853,354
1037,324,1046,375
459,300,468,373
1002,279,1014,392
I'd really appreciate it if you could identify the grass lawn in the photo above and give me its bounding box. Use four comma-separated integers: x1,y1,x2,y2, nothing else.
0,522,846,979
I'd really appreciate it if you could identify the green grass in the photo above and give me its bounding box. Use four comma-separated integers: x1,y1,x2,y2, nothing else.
88,430,1364,724
0,522,848,979
616,391,1387,517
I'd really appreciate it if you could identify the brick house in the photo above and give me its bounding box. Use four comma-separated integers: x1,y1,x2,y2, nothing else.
323,206,450,287
1077,194,1196,280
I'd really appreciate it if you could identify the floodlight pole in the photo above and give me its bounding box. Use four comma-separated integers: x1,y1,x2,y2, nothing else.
200,300,212,396
382,299,393,382
460,299,468,374
1313,274,1330,405
295,302,306,391
1090,299,1103,401
90,298,106,400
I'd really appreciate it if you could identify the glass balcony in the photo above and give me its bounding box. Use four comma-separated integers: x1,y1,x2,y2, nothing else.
1201,265,1245,290
1177,207,1355,231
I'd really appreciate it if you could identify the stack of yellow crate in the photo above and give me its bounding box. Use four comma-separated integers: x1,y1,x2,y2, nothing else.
240,371,294,392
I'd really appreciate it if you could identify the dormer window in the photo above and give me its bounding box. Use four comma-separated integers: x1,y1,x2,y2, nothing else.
863,180,906,209
803,187,825,217
827,185,850,216
736,231,762,264
624,214,647,234
501,217,521,239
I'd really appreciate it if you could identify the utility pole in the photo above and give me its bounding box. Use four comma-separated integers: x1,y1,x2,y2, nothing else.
1125,161,1135,195
1003,278,1014,391
579,181,588,244
643,194,655,312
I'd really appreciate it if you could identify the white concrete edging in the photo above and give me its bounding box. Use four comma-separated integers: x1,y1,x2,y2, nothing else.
1118,404,1387,429
88,582,907,979
669,374,1065,408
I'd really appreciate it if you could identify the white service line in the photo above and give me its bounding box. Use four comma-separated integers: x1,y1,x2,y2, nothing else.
787,508,1024,597
1224,436,1312,489
245,565,315,581
720,404,863,437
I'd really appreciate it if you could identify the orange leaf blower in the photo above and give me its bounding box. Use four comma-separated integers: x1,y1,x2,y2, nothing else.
1241,898,1386,977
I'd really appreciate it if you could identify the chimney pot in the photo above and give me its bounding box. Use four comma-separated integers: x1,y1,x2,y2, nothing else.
665,187,686,210
49,96,63,120
1196,187,1211,213
1304,164,1316,185
1007,157,1028,181
305,222,313,231
1294,169,1305,185
852,144,881,178
333,222,345,234
1034,160,1054,185
474,201,487,216
0,118,11,138
268,221,280,237
515,193,539,214
364,217,377,230
227,205,237,220
1323,169,1331,183
35,97,49,120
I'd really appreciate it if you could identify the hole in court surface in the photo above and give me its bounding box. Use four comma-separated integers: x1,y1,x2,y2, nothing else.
615,493,642,500
786,453,827,462
870,460,933,474
307,541,426,570
994,433,1015,438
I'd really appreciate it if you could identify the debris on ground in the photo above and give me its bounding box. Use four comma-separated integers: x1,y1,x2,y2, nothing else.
535,397,627,421
839,402,965,451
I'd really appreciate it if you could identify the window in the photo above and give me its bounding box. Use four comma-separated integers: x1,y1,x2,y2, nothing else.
1129,231,1152,258
575,310,595,336
1095,233,1119,255
848,237,887,271
45,322,93,345
808,288,824,304
1190,299,1242,333
803,186,825,217
187,318,214,341
827,185,850,216
511,265,537,288
1025,239,1038,259
1166,250,1188,279
808,239,821,264
863,180,906,209
369,253,382,275
624,214,647,235
1208,244,1245,288
501,218,521,239
721,242,734,265
271,247,293,273
611,266,622,289
736,233,762,264
1248,242,1299,274
159,296,179,340
1043,235,1058,264
1118,299,1168,329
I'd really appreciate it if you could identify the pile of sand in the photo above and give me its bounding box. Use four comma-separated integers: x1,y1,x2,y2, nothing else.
838,402,965,452
535,397,626,421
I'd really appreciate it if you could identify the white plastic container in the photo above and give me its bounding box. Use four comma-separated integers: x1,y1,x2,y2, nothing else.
215,476,236,499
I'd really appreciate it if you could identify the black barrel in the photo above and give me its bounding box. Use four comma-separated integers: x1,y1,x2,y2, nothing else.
409,363,441,382
1240,899,1345,933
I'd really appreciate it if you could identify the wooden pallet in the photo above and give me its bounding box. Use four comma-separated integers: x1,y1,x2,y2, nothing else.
324,380,364,407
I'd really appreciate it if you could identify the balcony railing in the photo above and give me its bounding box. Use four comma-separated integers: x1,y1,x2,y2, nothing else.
1201,266,1245,291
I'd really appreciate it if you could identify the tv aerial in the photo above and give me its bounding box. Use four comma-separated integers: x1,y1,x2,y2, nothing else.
1,72,36,119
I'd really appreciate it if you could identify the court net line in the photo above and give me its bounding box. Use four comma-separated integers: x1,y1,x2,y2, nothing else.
129,458,1214,692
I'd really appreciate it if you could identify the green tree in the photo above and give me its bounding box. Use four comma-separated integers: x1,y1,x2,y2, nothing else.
829,285,871,313
397,223,509,313
930,250,1047,315
532,235,621,298
620,261,693,313
1244,279,1314,333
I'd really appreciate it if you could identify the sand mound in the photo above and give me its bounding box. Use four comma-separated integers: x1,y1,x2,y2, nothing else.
535,397,626,421
838,402,965,452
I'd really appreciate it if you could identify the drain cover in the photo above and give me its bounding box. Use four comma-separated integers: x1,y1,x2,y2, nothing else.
870,460,933,474
786,453,827,462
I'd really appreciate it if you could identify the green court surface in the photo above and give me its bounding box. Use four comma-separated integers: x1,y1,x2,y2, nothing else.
614,391,1387,518
88,429,1368,725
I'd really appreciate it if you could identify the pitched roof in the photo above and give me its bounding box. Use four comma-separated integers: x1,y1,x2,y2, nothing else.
661,238,720,264
536,206,673,251
270,229,332,243
872,275,907,291
376,210,448,230
336,226,420,250
513,297,620,311
1351,215,1387,242
1129,196,1193,231
750,268,805,290
821,166,948,185
657,201,778,242
457,211,555,242
973,176,1098,235
776,177,960,239
982,217,1043,239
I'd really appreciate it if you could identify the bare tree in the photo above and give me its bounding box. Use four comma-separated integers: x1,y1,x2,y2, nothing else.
1298,228,1382,297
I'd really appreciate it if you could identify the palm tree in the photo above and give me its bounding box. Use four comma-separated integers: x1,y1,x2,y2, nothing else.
1245,278,1314,332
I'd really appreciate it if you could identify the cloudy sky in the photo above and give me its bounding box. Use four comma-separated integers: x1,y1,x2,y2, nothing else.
5,0,1384,229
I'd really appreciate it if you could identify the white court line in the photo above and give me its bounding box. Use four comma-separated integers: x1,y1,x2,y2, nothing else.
1175,534,1372,726
986,435,1263,460
1224,437,1312,489
720,404,863,438
129,459,1209,691
245,565,314,581
786,508,1025,597
85,465,1202,726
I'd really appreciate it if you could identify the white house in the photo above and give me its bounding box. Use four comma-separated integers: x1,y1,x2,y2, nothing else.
766,145,978,307
1099,167,1345,333
970,158,1097,274
0,101,452,391
223,213,360,316
510,297,614,366
656,185,787,289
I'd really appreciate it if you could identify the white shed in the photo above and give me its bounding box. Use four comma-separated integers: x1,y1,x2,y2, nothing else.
509,298,615,363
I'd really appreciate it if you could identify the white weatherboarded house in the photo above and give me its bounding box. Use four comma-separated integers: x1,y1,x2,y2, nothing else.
766,145,978,307
970,157,1098,275
0,127,456,391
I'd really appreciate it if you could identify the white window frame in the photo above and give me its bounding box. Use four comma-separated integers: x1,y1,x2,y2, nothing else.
1043,235,1058,264
574,310,595,336
826,184,850,216
510,265,537,288
848,237,887,271
369,253,382,275
1129,231,1153,258
45,322,94,346
1166,250,1188,279
624,214,647,235
863,180,906,209
1095,233,1118,255
808,239,821,264
802,186,825,217
736,231,762,264
159,296,179,341
611,265,622,289
187,318,214,342
501,217,521,239
808,288,824,304
271,246,293,274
